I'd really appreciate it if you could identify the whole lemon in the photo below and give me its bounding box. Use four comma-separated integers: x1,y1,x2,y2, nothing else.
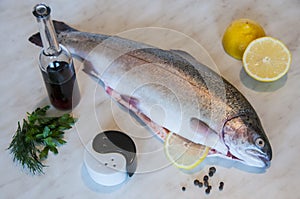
222,18,266,60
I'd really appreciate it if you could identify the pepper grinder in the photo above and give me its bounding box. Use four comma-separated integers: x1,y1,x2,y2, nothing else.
33,3,80,110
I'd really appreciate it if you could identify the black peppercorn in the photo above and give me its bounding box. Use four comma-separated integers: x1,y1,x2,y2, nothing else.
204,181,209,187
203,175,209,181
198,182,203,188
219,182,224,191
209,167,216,173
205,187,211,194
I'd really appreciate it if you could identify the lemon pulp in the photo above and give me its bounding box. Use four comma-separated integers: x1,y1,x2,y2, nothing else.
164,132,210,170
242,37,291,82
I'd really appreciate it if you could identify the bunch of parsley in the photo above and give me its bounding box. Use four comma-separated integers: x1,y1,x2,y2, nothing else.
8,105,76,175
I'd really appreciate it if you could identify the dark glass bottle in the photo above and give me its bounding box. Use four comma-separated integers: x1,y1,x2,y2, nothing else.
33,3,80,110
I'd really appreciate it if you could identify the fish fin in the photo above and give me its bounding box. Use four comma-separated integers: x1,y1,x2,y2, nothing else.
81,60,105,87
190,117,211,134
190,117,228,154
52,20,78,33
28,32,43,47
171,49,218,75
120,95,139,109
170,49,197,61
28,20,77,47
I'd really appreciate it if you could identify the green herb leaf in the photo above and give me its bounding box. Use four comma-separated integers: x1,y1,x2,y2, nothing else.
49,146,58,154
43,126,51,138
8,105,76,175
39,147,50,160
56,138,67,145
44,137,56,148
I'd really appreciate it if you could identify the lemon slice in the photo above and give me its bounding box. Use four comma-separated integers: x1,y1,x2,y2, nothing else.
242,37,291,82
222,18,266,60
164,132,210,170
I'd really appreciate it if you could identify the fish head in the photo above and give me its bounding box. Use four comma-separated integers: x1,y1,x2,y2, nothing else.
222,115,272,168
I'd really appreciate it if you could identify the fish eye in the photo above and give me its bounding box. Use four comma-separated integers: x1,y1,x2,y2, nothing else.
255,138,265,148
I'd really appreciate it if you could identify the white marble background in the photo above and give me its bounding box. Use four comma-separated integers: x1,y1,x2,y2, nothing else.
1,0,300,198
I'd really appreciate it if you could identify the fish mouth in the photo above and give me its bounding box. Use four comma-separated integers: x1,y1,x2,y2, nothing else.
257,154,271,168
208,148,271,168
259,156,271,168
245,149,271,168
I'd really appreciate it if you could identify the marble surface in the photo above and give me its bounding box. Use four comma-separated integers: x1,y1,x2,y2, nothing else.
1,0,300,198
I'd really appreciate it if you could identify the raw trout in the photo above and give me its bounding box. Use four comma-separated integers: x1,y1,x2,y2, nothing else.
29,21,272,169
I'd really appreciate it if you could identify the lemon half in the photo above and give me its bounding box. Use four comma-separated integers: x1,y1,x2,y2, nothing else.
164,132,210,170
243,37,291,82
222,18,266,60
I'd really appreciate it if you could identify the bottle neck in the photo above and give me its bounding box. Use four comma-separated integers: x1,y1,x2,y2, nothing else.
33,4,61,56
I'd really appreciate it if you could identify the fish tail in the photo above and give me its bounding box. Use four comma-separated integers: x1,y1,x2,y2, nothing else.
28,20,77,47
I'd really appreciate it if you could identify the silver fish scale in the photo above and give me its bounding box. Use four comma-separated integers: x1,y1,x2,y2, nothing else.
127,47,258,121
